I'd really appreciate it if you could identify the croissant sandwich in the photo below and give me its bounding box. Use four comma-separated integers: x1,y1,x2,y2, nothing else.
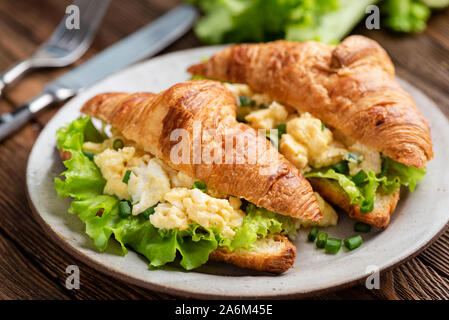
188,35,433,228
55,80,338,274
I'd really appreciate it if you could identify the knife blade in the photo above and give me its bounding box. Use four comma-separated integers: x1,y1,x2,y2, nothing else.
0,4,197,142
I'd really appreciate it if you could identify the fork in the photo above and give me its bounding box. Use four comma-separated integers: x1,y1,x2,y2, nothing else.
0,0,110,95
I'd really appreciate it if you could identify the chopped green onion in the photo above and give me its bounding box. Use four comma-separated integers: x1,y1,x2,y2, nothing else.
316,232,328,249
239,96,255,107
122,170,132,184
118,200,131,218
82,150,95,160
141,204,157,220
360,200,374,213
192,181,207,192
113,139,124,150
346,152,361,163
354,222,371,233
344,235,363,250
321,121,326,131
325,238,342,254
308,227,319,242
277,123,286,138
352,170,368,185
332,161,349,175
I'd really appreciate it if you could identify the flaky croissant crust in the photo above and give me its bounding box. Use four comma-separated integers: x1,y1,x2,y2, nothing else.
188,35,433,168
81,80,320,220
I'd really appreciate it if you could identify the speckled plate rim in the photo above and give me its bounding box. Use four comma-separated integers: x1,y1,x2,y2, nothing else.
26,45,449,299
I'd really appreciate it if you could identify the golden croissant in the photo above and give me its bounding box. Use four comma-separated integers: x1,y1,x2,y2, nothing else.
81,79,320,221
188,35,433,169
188,35,433,228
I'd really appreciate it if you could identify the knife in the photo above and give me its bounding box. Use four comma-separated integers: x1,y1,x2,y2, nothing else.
0,4,197,142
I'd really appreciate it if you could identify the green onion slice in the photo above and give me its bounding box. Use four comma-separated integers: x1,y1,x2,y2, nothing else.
82,150,95,161
113,139,124,150
122,170,132,184
118,200,131,218
277,123,286,138
344,235,363,250
346,152,361,163
308,227,319,242
141,204,157,220
354,222,371,233
239,96,255,107
192,181,207,192
325,238,342,254
316,232,328,249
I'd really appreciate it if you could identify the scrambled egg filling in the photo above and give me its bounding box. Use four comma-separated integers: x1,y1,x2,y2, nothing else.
86,138,245,239
151,189,244,238
228,83,381,175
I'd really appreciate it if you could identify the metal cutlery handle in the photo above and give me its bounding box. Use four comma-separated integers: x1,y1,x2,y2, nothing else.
0,60,33,95
0,92,55,141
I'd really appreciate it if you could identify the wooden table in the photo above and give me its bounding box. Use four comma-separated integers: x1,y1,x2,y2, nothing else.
0,0,448,300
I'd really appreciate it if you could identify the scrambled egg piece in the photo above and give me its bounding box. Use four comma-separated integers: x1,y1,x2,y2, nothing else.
224,83,253,98
149,203,190,230
280,133,309,170
298,193,338,228
245,101,289,129
163,165,195,189
280,113,347,170
151,188,245,239
93,147,147,200
347,141,382,175
128,158,171,215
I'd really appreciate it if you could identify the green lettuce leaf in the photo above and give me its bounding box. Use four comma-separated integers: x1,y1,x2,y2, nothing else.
229,203,297,250
382,0,431,33
305,167,365,204
55,116,106,200
121,221,218,270
381,156,426,192
305,157,426,213
187,0,345,44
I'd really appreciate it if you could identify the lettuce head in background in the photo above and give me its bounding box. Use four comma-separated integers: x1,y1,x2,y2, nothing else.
186,0,449,44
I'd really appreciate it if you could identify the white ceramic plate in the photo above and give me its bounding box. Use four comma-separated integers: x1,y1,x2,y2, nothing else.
26,46,449,299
